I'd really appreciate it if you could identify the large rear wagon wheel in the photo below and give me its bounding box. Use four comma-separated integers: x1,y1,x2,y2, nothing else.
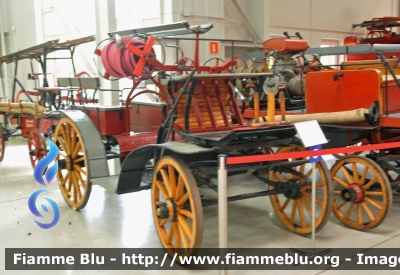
152,155,203,260
28,128,47,168
331,156,392,230
0,124,4,162
269,145,333,235
54,117,91,210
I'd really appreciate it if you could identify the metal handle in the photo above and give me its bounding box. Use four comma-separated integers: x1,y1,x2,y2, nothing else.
333,73,344,81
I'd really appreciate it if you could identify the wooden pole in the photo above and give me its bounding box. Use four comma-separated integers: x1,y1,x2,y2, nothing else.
267,92,275,122
279,91,286,122
253,90,259,123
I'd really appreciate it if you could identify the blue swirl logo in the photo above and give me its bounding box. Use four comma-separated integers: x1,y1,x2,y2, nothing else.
33,140,59,186
28,189,60,229
28,139,61,229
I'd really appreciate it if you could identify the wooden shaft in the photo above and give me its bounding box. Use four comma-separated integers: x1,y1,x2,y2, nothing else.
279,91,286,121
263,58,268,72
267,92,275,122
250,121,280,128
254,92,260,122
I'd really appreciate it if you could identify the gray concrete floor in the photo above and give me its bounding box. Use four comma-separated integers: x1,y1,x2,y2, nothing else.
2,138,400,275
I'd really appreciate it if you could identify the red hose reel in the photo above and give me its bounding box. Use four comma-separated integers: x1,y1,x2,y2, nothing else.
98,36,156,79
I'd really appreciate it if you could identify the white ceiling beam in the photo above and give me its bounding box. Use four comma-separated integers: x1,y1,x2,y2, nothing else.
116,0,139,25
49,0,97,75
230,0,261,41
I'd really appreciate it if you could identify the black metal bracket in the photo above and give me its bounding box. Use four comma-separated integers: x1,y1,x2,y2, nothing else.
333,73,344,81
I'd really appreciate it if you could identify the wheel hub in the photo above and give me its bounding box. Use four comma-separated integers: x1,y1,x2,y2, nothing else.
156,198,178,221
284,188,302,200
29,148,43,156
65,155,73,171
341,183,365,203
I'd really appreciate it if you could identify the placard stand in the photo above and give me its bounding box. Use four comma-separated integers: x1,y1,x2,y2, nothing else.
291,121,332,260
218,154,228,275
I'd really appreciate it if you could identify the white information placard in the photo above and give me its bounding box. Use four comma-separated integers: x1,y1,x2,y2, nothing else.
294,120,328,148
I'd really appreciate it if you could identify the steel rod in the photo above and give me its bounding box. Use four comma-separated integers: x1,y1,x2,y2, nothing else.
311,162,316,250
218,154,228,275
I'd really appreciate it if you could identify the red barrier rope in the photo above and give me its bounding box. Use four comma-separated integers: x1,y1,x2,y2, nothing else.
226,142,400,165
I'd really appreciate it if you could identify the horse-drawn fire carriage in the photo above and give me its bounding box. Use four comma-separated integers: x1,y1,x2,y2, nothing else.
0,35,96,167
51,22,335,258
242,34,400,231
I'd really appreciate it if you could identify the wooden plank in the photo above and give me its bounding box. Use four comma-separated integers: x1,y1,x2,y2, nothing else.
176,105,230,113
175,114,230,123
171,80,233,130
177,98,232,105
175,120,228,129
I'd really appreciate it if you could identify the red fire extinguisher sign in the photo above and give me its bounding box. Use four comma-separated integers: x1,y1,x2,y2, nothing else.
209,41,219,54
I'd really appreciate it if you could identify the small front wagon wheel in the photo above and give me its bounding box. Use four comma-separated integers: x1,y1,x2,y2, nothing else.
269,145,333,235
54,117,91,210
28,128,47,169
331,156,392,230
151,155,203,260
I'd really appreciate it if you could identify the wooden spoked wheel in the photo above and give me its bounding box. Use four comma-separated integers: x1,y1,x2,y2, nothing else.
331,156,392,230
28,128,47,168
263,147,277,154
332,142,363,158
54,117,91,210
269,145,333,235
151,155,203,259
0,124,4,162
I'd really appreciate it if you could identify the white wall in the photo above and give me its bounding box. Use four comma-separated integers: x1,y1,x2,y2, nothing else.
1,0,43,99
268,0,399,46
0,0,399,99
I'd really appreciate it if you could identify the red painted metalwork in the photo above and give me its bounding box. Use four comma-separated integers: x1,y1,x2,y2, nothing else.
80,107,127,136
27,128,47,168
346,184,365,203
101,37,156,79
125,36,156,78
124,80,147,133
191,94,204,130
129,102,165,133
345,17,400,60
379,116,400,128
15,90,36,102
305,70,382,114
200,80,217,129
214,80,230,127
114,132,159,157
371,130,400,144
225,79,245,126
39,118,53,135
21,117,37,138
358,17,400,39
381,81,400,114
227,141,400,165
99,35,237,76
263,38,308,53
128,89,168,103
